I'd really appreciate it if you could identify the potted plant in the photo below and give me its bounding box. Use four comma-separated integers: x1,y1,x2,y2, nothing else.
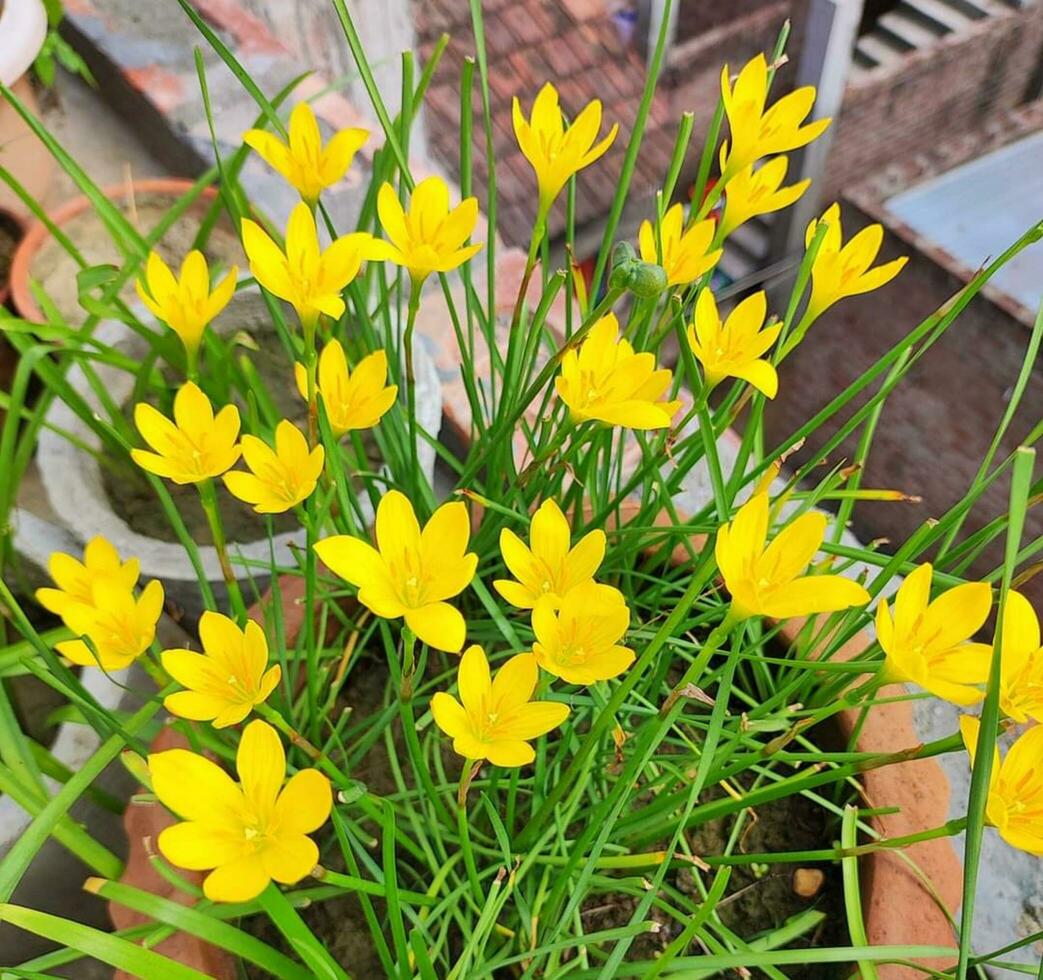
0,7,1038,978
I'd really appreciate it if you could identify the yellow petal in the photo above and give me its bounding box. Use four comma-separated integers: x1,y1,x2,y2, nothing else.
430,692,471,740
261,833,319,884
490,652,538,714
457,644,491,714
236,720,285,811
149,748,242,824
157,821,246,871
202,856,270,903
761,575,869,619
404,602,466,652
274,769,332,834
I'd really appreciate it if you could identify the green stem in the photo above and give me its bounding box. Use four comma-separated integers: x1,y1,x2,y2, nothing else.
197,479,246,618
403,277,423,496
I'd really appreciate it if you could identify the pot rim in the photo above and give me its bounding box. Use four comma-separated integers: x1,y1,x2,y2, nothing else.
0,0,47,87
10,177,218,323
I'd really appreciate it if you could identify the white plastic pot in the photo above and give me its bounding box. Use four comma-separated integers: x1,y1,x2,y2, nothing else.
0,0,48,86
0,0,54,218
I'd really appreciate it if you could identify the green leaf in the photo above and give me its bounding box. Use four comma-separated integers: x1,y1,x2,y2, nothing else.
89,879,314,980
0,904,210,979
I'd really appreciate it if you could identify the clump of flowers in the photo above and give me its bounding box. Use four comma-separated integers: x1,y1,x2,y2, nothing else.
11,20,1042,980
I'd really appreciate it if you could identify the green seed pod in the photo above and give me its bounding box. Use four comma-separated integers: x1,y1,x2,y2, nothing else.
609,241,667,299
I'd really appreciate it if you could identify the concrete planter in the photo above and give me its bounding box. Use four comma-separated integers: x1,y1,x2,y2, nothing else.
13,313,441,618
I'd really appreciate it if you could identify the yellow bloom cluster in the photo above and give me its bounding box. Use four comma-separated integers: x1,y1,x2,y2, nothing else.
875,564,1043,857
36,536,164,671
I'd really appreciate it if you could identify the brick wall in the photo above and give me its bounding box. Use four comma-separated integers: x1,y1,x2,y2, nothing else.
765,201,1043,603
823,3,1043,201
675,0,782,43
664,0,793,179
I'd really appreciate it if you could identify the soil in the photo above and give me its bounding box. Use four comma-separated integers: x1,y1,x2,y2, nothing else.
0,209,20,299
29,191,244,326
239,638,847,978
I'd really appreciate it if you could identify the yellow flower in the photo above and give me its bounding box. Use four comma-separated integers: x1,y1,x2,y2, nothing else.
314,490,477,652
56,579,164,670
637,205,721,288
136,251,237,357
531,582,634,685
876,563,992,705
961,716,1043,856
243,102,368,205
720,54,830,178
150,719,332,902
494,499,605,610
373,177,482,283
431,645,569,766
293,341,398,436
242,202,375,329
803,203,907,324
513,82,619,215
716,492,870,621
131,382,241,485
556,313,681,430
35,536,139,625
998,591,1043,723
162,611,281,728
686,290,780,398
223,420,323,514
720,157,809,238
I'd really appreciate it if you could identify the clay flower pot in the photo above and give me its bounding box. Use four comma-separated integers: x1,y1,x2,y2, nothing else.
9,177,220,324
0,0,56,221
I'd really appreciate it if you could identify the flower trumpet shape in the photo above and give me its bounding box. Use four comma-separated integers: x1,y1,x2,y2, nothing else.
56,579,164,670
876,563,992,705
803,203,907,324
242,202,376,329
531,582,635,684
294,341,398,436
131,382,241,485
716,492,870,620
373,177,482,283
314,490,477,652
961,716,1043,855
223,420,324,514
35,536,140,625
150,719,332,902
998,591,1043,723
637,205,721,288
495,499,606,609
162,611,281,728
720,54,830,178
136,251,237,357
720,156,809,239
686,289,781,398
513,82,618,216
243,102,368,205
556,313,682,429
431,645,569,766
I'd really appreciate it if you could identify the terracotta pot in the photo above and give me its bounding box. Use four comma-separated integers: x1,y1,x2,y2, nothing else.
0,0,56,222
9,177,219,324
